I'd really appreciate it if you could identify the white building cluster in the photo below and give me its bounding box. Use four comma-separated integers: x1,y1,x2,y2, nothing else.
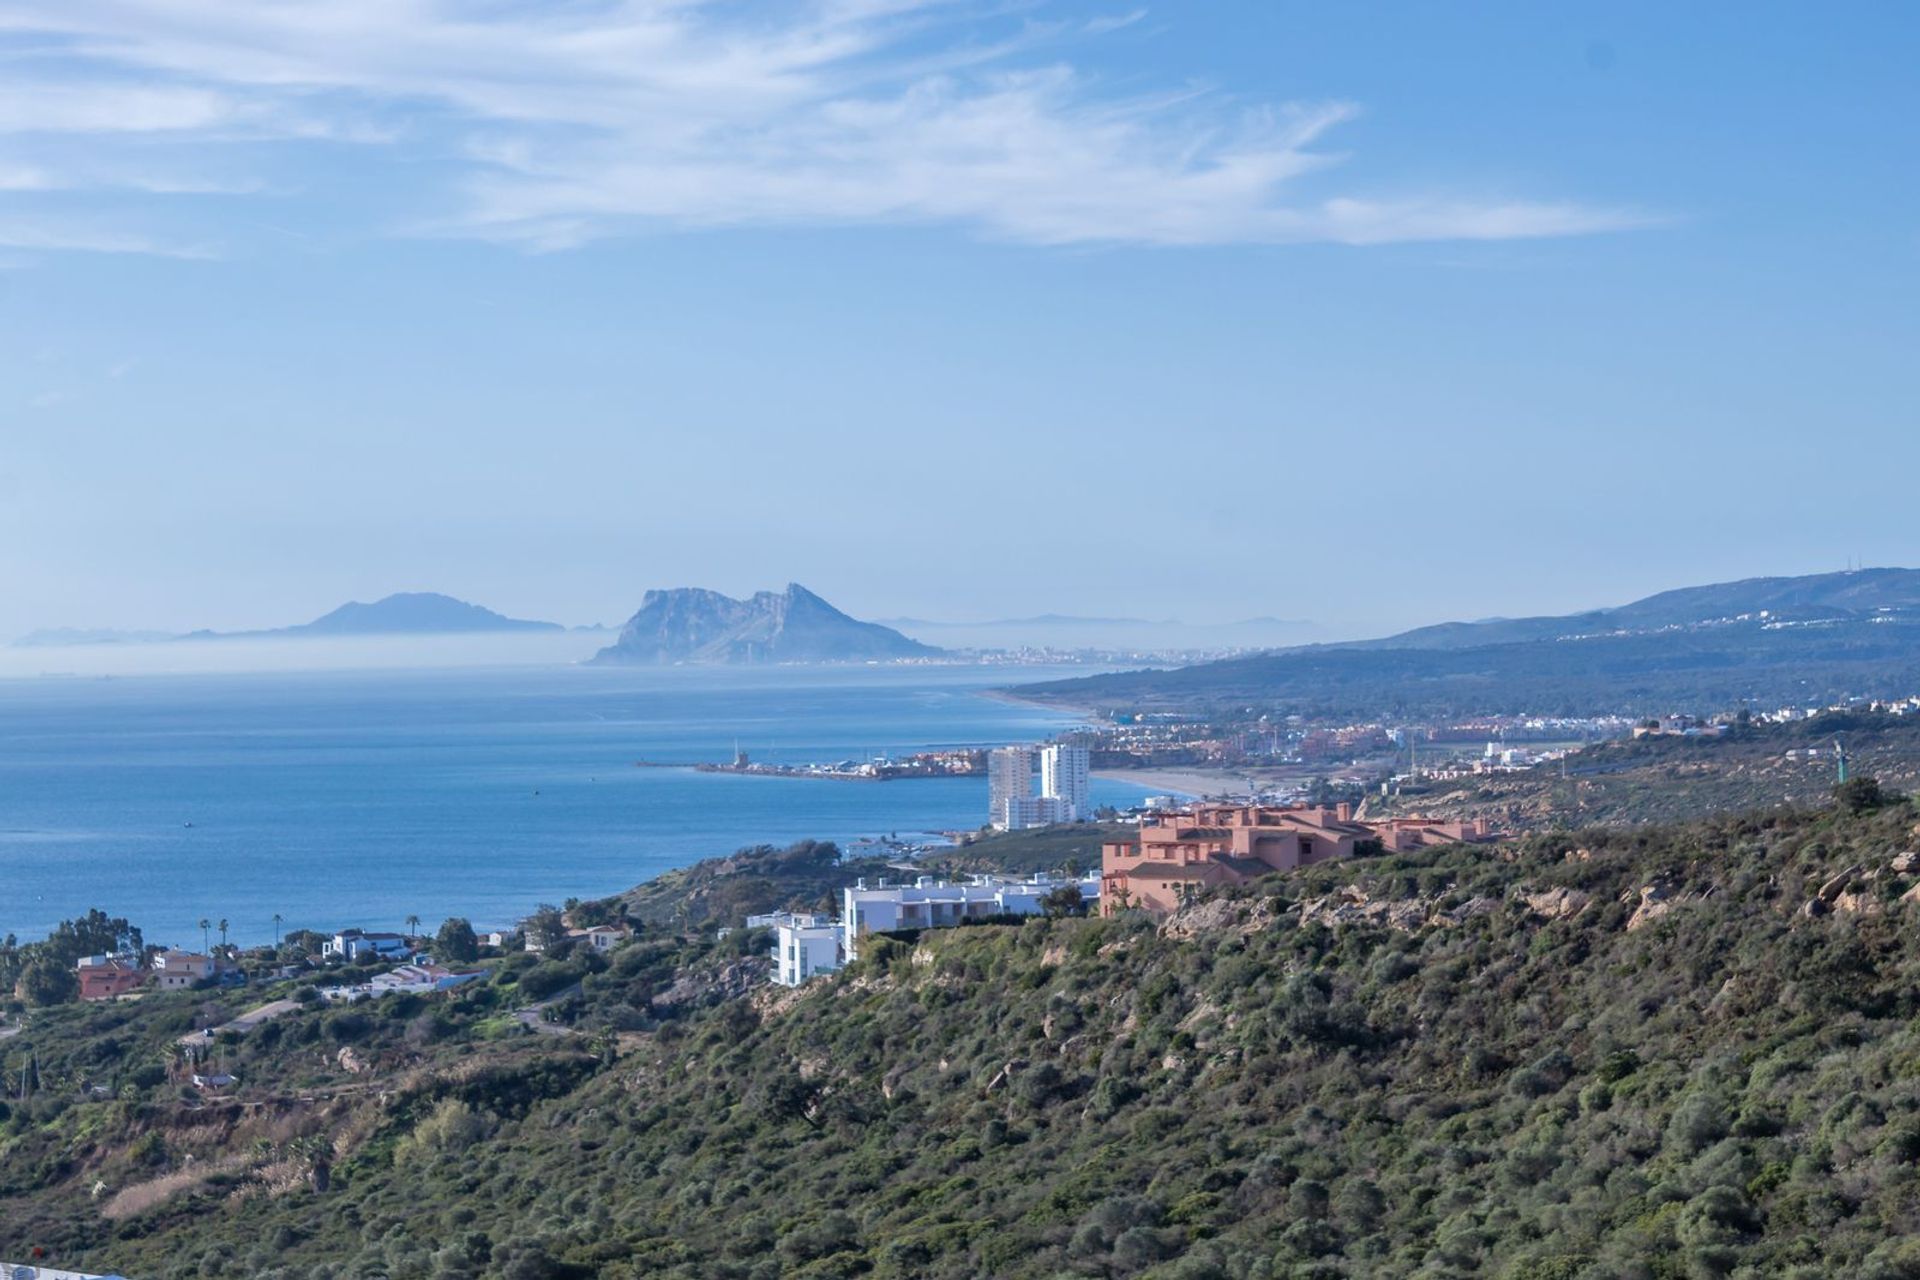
765,871,1099,986
988,743,1091,830
320,962,483,1003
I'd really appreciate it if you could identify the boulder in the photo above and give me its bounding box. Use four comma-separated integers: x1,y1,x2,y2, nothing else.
1523,887,1591,920
1818,865,1867,903
1626,884,1681,932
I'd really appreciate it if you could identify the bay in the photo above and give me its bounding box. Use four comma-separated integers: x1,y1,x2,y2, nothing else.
0,663,1141,948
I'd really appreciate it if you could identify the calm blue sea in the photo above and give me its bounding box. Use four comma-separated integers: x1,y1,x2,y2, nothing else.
0,664,1142,947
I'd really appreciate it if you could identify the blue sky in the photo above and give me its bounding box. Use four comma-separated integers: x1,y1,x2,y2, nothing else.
0,2,1914,639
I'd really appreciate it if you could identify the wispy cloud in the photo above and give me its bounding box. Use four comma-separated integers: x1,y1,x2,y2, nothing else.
0,1,1651,253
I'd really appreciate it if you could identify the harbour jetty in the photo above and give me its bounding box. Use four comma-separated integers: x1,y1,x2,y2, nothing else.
636,748,984,782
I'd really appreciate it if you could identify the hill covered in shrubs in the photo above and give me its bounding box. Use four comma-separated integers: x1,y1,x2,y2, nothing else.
8,792,1920,1277
1374,707,1920,832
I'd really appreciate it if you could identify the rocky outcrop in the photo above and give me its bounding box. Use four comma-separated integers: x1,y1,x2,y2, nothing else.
1159,897,1280,938
1523,887,1592,920
592,583,942,664
651,957,769,1012
1622,882,1723,931
1625,883,1702,932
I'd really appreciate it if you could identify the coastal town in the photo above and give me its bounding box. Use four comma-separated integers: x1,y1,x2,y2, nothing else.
47,690,1916,1018
10,693,1920,1279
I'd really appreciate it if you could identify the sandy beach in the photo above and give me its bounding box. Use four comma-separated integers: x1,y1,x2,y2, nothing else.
1092,766,1261,799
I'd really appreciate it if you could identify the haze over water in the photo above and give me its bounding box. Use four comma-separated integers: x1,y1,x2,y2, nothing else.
0,662,1147,947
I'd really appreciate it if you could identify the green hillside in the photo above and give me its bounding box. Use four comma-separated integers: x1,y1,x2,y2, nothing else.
9,794,1920,1277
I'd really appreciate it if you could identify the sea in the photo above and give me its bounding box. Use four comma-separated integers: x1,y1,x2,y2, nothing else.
0,662,1148,948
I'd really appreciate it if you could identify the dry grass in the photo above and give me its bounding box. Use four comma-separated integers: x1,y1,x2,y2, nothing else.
101,1154,245,1220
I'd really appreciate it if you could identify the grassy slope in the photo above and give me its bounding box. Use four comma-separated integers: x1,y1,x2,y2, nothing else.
939,823,1129,876
615,839,885,928
11,802,1920,1277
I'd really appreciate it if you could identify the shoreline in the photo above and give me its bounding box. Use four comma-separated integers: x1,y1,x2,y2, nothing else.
1091,766,1253,799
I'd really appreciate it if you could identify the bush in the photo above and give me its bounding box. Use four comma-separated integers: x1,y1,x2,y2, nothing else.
516,964,577,1003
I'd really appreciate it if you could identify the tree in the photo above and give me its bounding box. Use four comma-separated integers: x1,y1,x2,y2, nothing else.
406,914,422,940
1041,885,1086,918
435,918,479,964
198,918,211,954
218,919,229,951
16,959,79,1007
272,913,284,947
525,904,568,953
43,910,142,966
1834,775,1891,814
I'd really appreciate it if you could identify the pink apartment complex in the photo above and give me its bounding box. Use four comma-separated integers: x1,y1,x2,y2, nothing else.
1102,804,1493,916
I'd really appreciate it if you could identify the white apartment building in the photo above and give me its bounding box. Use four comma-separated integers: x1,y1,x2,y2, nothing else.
772,914,843,986
990,742,1092,830
1004,795,1074,829
987,746,1035,829
841,872,1101,961
1040,744,1091,821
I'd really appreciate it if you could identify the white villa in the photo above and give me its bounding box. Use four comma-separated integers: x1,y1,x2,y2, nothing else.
841,871,1100,962
320,930,413,962
321,963,483,1003
769,913,842,987
761,872,1099,986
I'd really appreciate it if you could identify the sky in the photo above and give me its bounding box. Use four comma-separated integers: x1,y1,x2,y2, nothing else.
0,1,1915,642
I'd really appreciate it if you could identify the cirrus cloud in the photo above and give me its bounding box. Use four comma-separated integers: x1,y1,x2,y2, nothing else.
0,1,1654,255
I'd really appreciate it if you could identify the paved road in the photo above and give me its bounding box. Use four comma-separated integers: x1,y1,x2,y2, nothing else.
512,982,583,1036
178,998,301,1046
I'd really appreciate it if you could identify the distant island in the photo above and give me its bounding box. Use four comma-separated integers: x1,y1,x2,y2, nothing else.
237,592,562,638
14,592,564,647
591,583,942,664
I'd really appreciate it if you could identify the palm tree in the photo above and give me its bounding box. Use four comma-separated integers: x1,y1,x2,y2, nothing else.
272,913,284,947
218,919,229,952
405,914,422,940
198,918,210,954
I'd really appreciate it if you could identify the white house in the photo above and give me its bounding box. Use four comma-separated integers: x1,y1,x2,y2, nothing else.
321,930,412,961
574,924,630,953
842,872,1100,961
152,950,216,991
323,963,482,1003
772,915,843,987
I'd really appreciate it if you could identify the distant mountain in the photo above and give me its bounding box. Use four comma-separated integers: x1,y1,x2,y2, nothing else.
592,584,941,664
277,593,562,636
1013,568,1920,718
166,592,564,641
1360,567,1920,651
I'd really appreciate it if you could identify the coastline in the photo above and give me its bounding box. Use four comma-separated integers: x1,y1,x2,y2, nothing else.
1091,766,1252,799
